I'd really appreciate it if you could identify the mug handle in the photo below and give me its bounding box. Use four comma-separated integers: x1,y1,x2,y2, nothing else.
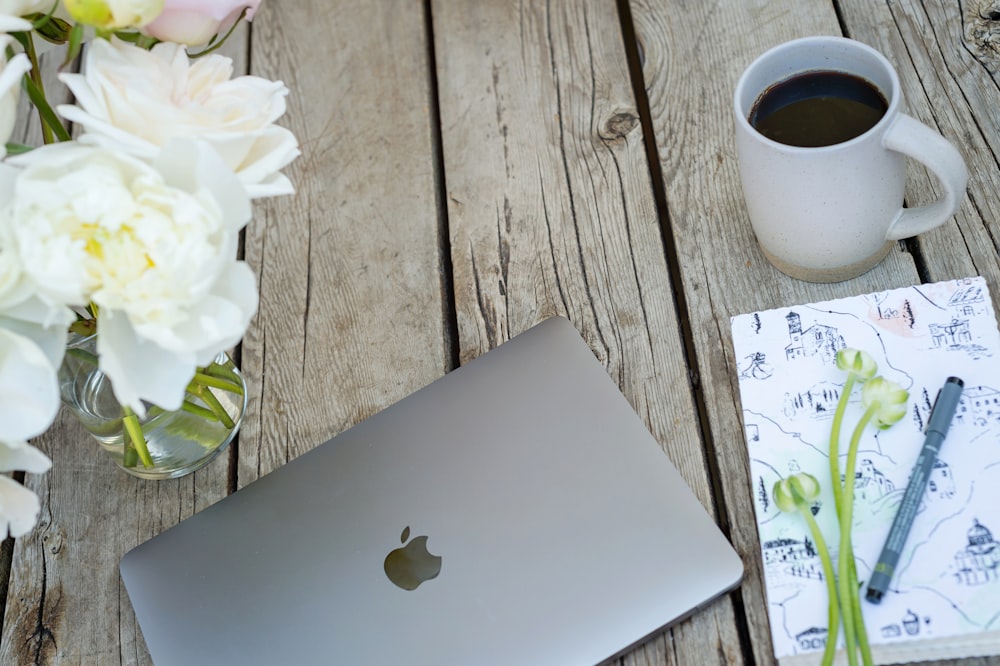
883,114,968,241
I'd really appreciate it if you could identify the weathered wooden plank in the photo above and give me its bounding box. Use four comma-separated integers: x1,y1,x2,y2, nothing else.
838,0,1000,313
0,32,248,664
834,4,1000,665
432,1,743,662
627,0,934,663
239,0,447,481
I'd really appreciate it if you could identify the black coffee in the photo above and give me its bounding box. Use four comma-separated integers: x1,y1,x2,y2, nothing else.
749,70,888,147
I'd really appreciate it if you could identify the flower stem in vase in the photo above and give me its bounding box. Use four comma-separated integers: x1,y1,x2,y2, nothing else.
122,406,154,468
189,383,235,429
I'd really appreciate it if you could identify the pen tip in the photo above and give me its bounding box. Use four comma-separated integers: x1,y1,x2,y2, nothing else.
865,588,883,604
947,376,964,388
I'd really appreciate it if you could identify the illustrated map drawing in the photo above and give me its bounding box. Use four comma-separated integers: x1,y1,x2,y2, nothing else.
731,278,1000,662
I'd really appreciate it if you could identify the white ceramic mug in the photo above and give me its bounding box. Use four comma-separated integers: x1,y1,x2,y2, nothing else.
733,36,968,282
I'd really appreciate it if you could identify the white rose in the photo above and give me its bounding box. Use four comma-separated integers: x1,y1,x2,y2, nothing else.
5,139,257,413
0,0,53,32
58,37,299,198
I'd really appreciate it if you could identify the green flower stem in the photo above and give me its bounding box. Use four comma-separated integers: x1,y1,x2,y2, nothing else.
190,371,244,396
851,557,874,666
838,403,878,666
122,406,154,468
180,399,220,421
187,8,248,57
148,400,220,422
201,362,241,385
122,429,138,468
65,346,99,365
829,373,857,513
797,505,840,666
20,32,72,144
22,32,51,146
191,384,234,429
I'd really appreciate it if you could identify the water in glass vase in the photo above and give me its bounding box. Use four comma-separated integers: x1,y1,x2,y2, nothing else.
59,335,247,480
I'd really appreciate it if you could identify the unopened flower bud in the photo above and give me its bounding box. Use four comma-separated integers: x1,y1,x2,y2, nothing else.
862,377,909,429
836,348,877,380
63,0,163,30
773,472,822,513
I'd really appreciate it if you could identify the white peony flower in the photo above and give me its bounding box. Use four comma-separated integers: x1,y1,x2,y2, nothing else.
0,0,53,32
0,437,51,538
0,162,74,441
0,156,68,540
4,139,257,413
0,35,32,158
58,37,299,198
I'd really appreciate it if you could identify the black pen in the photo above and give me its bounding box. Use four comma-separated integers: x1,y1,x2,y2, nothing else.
865,376,964,604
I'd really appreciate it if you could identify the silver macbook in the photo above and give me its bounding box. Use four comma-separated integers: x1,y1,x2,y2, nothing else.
120,316,743,665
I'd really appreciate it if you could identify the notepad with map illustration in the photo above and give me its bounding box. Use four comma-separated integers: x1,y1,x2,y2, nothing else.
731,277,1000,665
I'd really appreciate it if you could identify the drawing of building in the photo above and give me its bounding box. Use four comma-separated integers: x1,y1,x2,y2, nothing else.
782,382,842,419
954,519,1000,585
902,609,921,636
957,386,1000,427
854,459,894,501
926,459,955,499
929,318,972,348
949,281,985,315
785,312,845,363
763,537,813,565
795,626,828,652
783,561,824,581
880,624,902,639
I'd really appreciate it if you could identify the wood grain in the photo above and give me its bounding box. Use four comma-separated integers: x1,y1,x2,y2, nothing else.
626,0,932,663
837,0,1000,305
4,0,999,663
431,1,742,662
238,0,447,482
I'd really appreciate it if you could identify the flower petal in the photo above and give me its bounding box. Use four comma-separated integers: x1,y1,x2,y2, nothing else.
57,37,298,197
0,474,43,538
97,309,196,414
0,328,61,441
0,439,52,475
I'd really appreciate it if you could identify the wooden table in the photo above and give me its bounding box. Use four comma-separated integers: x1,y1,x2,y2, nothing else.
3,1,999,664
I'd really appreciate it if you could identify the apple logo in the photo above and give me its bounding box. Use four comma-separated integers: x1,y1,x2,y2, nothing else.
383,526,443,590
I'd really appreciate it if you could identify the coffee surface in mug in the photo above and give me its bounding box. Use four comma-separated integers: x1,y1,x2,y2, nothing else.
749,70,888,147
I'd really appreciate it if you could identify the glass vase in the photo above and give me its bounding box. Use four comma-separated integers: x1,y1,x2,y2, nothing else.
58,334,247,480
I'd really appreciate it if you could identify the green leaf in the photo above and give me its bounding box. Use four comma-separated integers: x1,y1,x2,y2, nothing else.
25,13,73,44
63,23,85,69
4,143,34,156
22,74,72,143
112,30,158,49
69,318,98,337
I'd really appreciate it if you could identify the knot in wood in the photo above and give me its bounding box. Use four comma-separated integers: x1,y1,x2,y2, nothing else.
980,0,1000,20
966,0,1000,73
600,112,639,142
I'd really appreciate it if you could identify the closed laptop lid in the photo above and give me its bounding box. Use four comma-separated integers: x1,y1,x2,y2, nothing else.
120,316,743,665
